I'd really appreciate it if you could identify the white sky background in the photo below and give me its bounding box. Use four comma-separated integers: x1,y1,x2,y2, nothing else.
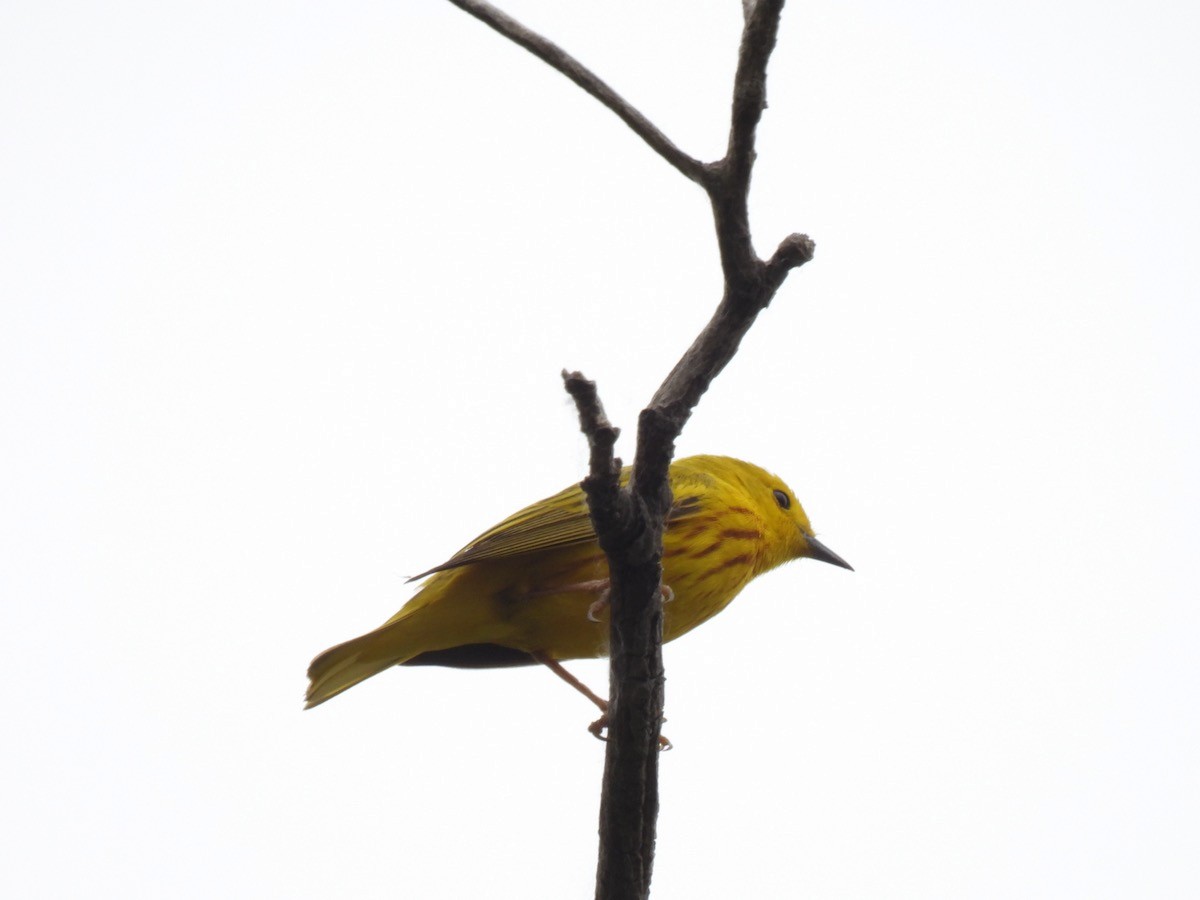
2,0,1197,896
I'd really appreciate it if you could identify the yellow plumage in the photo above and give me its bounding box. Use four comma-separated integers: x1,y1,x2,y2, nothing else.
305,455,850,710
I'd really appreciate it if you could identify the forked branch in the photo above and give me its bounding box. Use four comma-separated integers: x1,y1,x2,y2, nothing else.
446,3,811,899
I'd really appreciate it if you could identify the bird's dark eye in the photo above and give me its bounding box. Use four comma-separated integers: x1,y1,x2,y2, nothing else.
772,489,790,510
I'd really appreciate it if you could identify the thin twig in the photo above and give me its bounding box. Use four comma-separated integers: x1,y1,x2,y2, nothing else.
562,370,620,482
562,370,628,550
446,0,706,184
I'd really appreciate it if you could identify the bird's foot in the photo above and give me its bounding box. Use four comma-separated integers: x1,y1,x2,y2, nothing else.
587,713,673,751
587,591,611,623
588,713,608,740
587,583,673,623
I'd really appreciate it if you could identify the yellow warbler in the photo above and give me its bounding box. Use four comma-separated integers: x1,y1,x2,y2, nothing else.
305,455,851,724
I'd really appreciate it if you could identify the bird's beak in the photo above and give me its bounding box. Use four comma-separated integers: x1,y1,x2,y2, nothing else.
805,534,853,571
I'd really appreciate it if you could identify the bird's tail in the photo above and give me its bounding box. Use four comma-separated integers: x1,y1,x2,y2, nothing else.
305,611,424,709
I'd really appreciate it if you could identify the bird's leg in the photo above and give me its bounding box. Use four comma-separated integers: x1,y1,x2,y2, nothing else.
533,653,608,713
533,652,672,750
533,653,609,739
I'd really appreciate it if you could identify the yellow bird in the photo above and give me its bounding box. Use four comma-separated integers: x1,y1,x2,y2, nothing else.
305,455,851,734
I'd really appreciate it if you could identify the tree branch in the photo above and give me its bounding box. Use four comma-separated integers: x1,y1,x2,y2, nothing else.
707,0,789,290
726,0,786,192
564,373,666,900
645,230,815,430
445,0,706,184
448,3,813,899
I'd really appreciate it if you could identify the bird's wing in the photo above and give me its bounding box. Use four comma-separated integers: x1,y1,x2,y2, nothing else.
408,483,596,580
410,478,710,580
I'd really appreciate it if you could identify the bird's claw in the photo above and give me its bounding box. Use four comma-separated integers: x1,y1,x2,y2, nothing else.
587,591,610,623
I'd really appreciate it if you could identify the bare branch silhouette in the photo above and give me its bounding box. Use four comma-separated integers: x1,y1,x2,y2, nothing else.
447,2,812,897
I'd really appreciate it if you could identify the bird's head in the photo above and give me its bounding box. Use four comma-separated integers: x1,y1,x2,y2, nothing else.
730,458,853,576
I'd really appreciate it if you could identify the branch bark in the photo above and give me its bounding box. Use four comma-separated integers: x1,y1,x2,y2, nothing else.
447,3,814,898
564,373,667,900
